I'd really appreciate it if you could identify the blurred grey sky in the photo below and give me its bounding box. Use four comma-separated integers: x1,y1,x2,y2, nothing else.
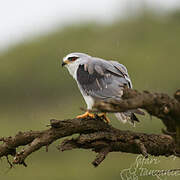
1,0,180,51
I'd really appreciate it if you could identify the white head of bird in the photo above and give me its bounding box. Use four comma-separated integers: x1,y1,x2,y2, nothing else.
62,52,91,78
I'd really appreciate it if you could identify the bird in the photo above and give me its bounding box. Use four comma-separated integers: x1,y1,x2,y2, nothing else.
62,52,144,124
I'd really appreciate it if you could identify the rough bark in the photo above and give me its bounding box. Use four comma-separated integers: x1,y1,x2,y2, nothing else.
94,88,180,132
0,89,180,167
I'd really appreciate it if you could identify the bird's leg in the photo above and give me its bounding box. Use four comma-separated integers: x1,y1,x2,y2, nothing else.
98,113,110,123
76,111,95,119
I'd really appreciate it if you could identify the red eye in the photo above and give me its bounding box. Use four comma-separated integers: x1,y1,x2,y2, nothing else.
71,57,77,61
68,56,78,61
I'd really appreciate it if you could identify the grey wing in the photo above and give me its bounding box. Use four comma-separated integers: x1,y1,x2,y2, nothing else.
109,60,145,116
109,60,133,88
76,59,131,100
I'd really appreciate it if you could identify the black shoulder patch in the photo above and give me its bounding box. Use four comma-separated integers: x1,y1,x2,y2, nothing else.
77,64,104,92
77,65,103,85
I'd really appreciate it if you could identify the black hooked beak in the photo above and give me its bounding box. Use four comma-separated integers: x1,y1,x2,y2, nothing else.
62,62,66,67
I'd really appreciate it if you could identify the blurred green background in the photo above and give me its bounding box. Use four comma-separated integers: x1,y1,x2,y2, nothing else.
0,11,180,180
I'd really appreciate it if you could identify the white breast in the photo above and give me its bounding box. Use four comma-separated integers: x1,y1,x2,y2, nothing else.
78,85,95,110
66,63,95,110
66,62,79,80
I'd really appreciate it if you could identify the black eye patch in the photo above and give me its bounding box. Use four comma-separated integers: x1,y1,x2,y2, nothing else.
68,56,79,61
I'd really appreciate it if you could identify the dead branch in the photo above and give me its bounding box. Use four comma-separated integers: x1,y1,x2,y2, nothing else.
94,88,180,143
0,89,180,167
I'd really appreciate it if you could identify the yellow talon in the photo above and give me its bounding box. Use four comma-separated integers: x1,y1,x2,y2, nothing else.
98,113,110,123
76,111,95,119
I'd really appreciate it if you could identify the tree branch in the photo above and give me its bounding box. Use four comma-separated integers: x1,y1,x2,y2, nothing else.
0,89,180,167
94,88,180,141
94,88,180,129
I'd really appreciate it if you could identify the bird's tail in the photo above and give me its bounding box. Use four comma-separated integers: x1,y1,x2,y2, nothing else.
114,109,145,125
